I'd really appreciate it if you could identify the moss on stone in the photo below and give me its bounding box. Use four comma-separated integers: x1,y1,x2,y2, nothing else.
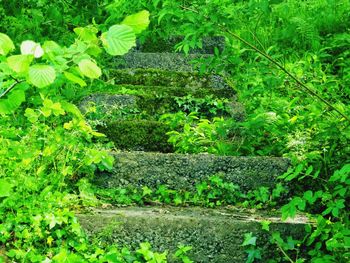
108,69,232,90
97,120,173,152
90,83,236,99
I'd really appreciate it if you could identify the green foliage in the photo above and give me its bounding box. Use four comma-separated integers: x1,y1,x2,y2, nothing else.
95,175,287,209
0,10,157,263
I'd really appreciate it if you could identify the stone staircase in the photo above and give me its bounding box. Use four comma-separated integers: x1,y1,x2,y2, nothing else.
77,39,308,262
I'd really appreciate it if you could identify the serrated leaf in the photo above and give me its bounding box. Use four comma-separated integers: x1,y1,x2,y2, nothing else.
28,65,56,88
64,71,87,87
101,25,136,56
0,33,15,56
7,55,33,73
78,59,101,79
242,232,257,246
122,10,150,34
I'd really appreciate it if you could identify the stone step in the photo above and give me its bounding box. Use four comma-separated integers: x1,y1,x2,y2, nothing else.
94,151,290,192
136,36,225,54
96,121,173,153
79,93,242,121
78,206,307,262
114,52,211,71
106,69,231,90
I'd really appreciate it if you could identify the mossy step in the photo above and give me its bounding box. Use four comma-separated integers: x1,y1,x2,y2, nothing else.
114,52,211,71
94,151,290,192
84,83,236,100
106,69,231,90
136,36,225,54
78,206,307,263
96,121,173,153
79,93,243,121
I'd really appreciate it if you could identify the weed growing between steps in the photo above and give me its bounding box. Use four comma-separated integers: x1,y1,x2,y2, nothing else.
90,175,287,209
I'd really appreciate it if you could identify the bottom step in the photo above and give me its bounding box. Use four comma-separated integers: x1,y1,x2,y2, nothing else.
78,206,307,262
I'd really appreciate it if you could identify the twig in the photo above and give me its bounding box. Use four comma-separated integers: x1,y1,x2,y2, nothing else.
0,79,24,99
275,242,295,263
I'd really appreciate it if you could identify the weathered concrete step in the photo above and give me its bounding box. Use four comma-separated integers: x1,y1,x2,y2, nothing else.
78,206,307,262
136,36,225,54
114,52,211,71
107,69,231,90
79,93,241,121
96,121,173,153
94,151,290,192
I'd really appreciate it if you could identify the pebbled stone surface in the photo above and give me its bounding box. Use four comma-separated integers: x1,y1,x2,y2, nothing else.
94,151,290,192
78,206,307,263
114,52,210,71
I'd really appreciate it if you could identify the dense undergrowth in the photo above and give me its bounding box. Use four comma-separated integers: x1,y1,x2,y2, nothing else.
0,0,349,262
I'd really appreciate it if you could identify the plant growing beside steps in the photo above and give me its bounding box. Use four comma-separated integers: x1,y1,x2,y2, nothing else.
0,10,189,263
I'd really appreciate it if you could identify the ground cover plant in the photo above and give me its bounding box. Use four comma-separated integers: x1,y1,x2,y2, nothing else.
0,0,349,262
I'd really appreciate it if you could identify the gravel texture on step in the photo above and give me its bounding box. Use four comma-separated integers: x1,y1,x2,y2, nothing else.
78,206,307,263
94,151,290,192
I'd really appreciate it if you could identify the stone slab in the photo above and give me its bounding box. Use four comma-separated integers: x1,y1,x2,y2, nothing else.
78,206,307,263
114,52,211,71
94,151,290,192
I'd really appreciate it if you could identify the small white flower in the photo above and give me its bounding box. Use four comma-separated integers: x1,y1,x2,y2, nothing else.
265,111,277,123
20,40,44,58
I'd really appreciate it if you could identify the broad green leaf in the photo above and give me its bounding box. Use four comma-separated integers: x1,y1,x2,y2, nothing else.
74,26,98,42
28,65,56,88
64,71,87,87
101,25,136,56
7,55,33,73
21,40,44,58
0,179,13,197
122,10,150,34
78,59,101,79
42,41,63,55
0,33,15,56
0,86,26,115
242,232,257,246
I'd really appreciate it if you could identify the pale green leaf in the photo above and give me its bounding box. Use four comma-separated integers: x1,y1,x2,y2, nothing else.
28,65,56,88
122,10,150,34
78,59,101,79
7,55,33,73
0,33,15,56
101,25,136,56
0,179,13,197
64,71,87,87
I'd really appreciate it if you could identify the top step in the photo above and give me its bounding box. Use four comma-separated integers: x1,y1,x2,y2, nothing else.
136,36,225,54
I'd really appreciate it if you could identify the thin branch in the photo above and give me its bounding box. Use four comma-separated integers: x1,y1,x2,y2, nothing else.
0,79,24,99
275,242,295,263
